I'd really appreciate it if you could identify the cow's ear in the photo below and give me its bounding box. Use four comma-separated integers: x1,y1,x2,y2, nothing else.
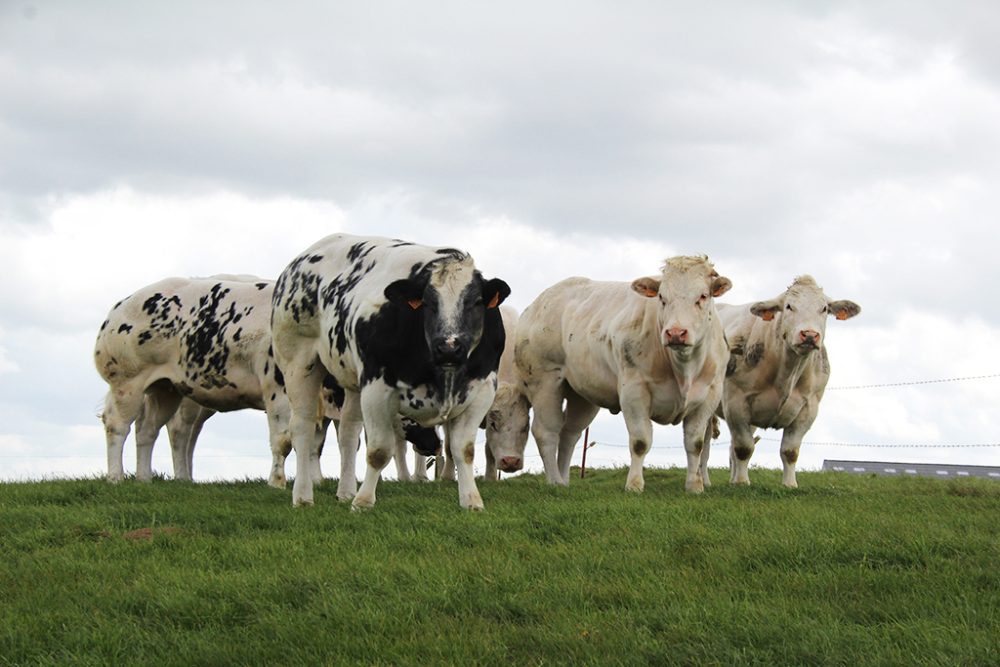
750,300,781,322
828,299,861,321
483,278,511,309
385,279,424,309
711,276,733,298
631,277,661,298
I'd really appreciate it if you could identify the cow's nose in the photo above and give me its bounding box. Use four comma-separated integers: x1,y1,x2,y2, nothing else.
433,340,467,364
799,330,821,346
499,456,523,472
665,328,689,346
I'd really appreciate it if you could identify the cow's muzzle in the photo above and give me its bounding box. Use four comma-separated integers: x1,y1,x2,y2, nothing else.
432,339,469,366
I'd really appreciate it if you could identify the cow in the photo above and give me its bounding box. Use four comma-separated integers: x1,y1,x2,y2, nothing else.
717,275,861,487
514,256,732,493
94,276,330,487
482,306,530,479
270,234,510,510
434,305,530,481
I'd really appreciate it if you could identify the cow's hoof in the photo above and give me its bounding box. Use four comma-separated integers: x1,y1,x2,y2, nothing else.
685,484,705,494
267,478,286,490
351,496,375,512
292,498,314,508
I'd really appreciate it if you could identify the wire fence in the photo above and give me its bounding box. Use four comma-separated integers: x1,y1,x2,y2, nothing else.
2,373,998,467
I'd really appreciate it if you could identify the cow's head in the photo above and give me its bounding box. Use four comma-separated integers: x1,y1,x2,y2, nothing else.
385,255,511,367
631,255,732,350
749,275,861,355
402,420,442,457
482,384,530,473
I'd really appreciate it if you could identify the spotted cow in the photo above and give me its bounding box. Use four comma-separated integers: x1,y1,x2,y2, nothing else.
94,276,329,486
270,234,510,510
717,275,861,487
515,256,732,493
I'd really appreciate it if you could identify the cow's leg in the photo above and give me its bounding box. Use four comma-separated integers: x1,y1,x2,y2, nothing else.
394,431,413,482
484,445,498,481
620,382,653,493
440,447,456,481
168,403,212,481
556,389,600,485
445,410,486,511
102,386,146,483
352,383,400,511
698,418,714,489
133,385,182,483
263,391,293,488
729,420,756,485
310,417,332,485
780,404,817,488
527,375,568,485
336,390,363,501
681,410,714,494
413,454,430,482
279,354,326,507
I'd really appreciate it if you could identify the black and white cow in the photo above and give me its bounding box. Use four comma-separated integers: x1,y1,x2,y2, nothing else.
270,234,510,510
94,276,331,486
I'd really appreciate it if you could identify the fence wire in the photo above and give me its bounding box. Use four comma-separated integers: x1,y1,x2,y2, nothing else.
827,373,1000,390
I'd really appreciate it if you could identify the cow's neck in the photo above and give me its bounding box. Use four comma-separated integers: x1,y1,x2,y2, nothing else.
665,337,710,399
771,336,815,407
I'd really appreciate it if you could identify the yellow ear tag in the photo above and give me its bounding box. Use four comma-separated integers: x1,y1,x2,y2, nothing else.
487,293,500,309
407,299,423,310
836,310,849,321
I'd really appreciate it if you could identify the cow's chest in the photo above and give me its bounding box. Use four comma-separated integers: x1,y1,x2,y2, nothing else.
396,377,482,426
749,388,809,429
647,380,712,425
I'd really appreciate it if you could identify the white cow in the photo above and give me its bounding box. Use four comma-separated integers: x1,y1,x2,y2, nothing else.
515,256,732,493
94,276,329,486
482,306,531,480
717,275,860,487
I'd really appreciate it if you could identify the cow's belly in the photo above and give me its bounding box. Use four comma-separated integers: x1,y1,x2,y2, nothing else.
179,367,266,412
563,367,621,412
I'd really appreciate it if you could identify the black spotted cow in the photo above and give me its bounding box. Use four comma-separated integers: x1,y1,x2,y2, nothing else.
270,234,510,510
94,276,331,485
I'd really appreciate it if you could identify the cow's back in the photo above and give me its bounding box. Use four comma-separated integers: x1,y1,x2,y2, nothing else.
517,277,649,405
272,234,474,388
497,306,519,385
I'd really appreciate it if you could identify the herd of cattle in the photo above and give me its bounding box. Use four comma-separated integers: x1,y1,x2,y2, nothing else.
94,233,861,510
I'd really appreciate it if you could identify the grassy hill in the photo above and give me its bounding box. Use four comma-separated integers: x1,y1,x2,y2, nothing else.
2,468,998,666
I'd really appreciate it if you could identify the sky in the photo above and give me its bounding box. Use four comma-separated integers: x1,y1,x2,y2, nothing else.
2,1,999,485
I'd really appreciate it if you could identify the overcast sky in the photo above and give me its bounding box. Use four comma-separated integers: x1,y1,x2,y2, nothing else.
2,1,999,485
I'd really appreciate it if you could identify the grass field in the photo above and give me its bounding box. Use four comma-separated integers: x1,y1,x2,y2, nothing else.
1,467,999,666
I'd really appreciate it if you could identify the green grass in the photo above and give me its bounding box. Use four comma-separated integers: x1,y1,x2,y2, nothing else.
2,468,999,666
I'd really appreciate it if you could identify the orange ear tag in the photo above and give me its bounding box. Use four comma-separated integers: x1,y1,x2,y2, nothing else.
407,299,423,310
761,310,776,322
836,310,849,321
487,293,500,309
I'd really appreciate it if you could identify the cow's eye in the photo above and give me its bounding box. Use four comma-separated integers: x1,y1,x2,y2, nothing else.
786,304,794,312
697,294,708,305
820,306,828,314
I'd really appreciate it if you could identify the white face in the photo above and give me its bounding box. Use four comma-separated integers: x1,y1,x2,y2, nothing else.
631,257,731,349
483,385,530,472
751,278,861,355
